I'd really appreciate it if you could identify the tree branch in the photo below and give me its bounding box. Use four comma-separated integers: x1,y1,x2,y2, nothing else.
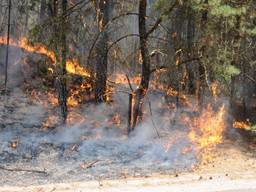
0,166,48,175
145,0,178,38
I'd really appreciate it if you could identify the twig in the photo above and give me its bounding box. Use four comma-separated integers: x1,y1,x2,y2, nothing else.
0,166,48,174
150,57,201,74
243,73,256,84
80,160,100,169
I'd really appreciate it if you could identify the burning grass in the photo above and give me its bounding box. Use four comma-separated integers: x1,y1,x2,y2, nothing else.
0,35,230,175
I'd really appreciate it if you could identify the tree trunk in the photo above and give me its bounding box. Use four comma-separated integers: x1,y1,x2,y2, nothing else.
59,0,68,123
4,0,11,92
197,0,208,107
94,0,110,103
131,0,150,130
186,5,196,94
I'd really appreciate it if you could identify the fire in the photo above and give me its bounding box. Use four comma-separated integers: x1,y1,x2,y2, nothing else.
113,74,141,85
0,36,90,77
110,73,189,105
67,96,79,107
187,104,226,162
9,140,19,149
42,115,59,129
66,59,91,77
67,82,93,107
111,113,121,126
47,92,59,106
0,36,56,63
211,81,219,98
233,121,250,130
67,112,86,125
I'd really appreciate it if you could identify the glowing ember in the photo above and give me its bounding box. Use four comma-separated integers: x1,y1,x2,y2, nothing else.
67,112,86,125
211,81,219,98
113,74,141,85
9,140,19,149
233,121,250,130
47,92,59,106
0,36,91,77
111,113,121,126
42,115,59,129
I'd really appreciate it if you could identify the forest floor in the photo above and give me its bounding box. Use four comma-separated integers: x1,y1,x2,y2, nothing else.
0,140,256,192
0,89,256,192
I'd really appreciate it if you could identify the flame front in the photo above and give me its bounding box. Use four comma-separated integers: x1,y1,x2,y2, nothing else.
187,104,226,162
233,121,250,130
0,36,90,77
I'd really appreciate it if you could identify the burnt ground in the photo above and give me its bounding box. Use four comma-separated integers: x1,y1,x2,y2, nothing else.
0,88,256,191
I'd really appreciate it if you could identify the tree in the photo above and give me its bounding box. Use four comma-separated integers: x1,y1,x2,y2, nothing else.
131,0,150,130
94,0,111,103
130,0,178,131
59,0,68,123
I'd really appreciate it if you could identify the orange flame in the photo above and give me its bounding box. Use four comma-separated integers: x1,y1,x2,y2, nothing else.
111,113,121,126
211,81,219,98
0,36,90,77
233,121,250,130
187,104,226,162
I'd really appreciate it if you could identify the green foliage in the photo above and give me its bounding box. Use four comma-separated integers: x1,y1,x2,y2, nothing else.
190,0,255,90
153,0,168,10
28,25,41,42
224,65,241,76
243,27,256,36
250,124,256,133
210,5,246,17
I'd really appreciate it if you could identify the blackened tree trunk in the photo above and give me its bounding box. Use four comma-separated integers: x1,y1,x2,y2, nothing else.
59,0,68,123
94,0,110,103
186,5,196,94
4,0,11,92
131,0,150,130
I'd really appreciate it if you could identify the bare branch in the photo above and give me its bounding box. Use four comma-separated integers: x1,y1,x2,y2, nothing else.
145,0,178,38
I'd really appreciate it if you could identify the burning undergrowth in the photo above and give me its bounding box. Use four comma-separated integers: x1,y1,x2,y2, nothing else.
0,86,227,181
0,36,228,182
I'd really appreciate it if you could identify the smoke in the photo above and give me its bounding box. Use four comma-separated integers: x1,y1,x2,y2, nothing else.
0,58,229,183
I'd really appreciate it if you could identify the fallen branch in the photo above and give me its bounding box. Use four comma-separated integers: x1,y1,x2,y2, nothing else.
80,160,100,169
0,166,48,174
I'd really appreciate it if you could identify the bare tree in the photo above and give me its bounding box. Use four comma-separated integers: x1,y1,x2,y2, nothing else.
59,0,68,123
131,0,150,130
94,0,111,103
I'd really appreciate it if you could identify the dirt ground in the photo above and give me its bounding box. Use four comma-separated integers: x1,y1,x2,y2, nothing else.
0,138,255,192
1,89,256,192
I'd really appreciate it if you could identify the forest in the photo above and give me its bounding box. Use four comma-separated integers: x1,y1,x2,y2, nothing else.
0,0,255,191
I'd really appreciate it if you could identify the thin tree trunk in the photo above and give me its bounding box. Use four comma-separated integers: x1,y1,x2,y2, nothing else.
127,93,133,134
59,0,68,123
131,0,150,130
94,0,110,103
4,0,11,92
186,5,196,94
197,0,208,107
